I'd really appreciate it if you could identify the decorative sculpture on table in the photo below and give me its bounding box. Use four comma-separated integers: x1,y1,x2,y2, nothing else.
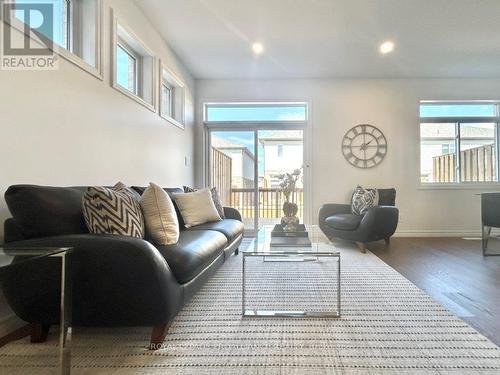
278,168,302,232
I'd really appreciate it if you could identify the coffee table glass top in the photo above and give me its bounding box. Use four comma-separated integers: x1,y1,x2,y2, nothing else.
244,225,339,255
0,247,71,269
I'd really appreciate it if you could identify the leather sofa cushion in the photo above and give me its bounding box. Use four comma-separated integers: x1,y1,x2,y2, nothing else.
5,185,89,238
325,214,363,231
186,219,244,242
156,230,227,284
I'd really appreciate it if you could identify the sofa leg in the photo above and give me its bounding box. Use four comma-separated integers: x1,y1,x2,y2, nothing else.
149,323,170,350
234,248,239,255
384,237,391,246
30,322,50,343
355,242,367,253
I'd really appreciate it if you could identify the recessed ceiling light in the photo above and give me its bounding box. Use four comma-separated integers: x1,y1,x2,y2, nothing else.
379,41,395,54
252,42,264,55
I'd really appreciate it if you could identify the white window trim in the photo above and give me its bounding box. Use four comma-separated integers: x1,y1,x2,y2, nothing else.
111,10,157,112
5,0,103,80
159,61,185,129
418,101,500,189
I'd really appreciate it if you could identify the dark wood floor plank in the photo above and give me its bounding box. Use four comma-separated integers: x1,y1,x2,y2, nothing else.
369,237,500,347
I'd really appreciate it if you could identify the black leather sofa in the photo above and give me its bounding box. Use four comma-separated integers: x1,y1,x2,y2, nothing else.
318,188,399,252
0,185,243,349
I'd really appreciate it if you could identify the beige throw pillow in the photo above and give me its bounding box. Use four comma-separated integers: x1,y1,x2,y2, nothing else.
140,183,179,245
173,188,222,228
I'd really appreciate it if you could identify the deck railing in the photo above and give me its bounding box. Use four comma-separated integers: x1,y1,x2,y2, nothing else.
230,188,304,219
432,144,496,182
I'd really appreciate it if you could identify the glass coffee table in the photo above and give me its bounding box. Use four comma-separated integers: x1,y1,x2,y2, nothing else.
242,225,340,318
0,247,73,375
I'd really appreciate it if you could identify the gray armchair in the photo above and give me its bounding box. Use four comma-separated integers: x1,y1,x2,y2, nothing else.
319,188,399,253
481,192,500,256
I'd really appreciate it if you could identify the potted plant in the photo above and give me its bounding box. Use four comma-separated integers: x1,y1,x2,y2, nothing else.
277,168,302,231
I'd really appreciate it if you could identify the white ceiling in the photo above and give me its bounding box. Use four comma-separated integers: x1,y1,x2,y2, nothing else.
135,0,500,79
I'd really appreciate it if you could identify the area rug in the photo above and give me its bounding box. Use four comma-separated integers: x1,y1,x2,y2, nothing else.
0,241,499,374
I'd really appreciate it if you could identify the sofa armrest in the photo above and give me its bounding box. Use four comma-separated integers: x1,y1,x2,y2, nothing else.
3,218,25,243
223,206,242,221
2,234,181,326
360,206,399,240
318,204,351,224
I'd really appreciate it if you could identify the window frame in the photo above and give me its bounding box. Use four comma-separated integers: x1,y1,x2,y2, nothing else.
159,62,186,129
160,82,173,118
111,11,157,112
203,102,309,125
8,0,103,79
419,101,500,188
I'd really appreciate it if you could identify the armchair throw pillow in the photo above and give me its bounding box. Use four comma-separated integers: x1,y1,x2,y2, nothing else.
351,185,379,215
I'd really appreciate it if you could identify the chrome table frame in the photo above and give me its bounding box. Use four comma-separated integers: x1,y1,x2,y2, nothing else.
52,250,73,375
0,248,73,375
242,250,341,318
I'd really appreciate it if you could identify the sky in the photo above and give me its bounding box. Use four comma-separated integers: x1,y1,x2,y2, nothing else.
420,104,497,117
15,0,64,46
207,106,307,122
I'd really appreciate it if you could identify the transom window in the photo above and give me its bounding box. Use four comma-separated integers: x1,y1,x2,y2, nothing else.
112,18,155,111
204,103,308,123
420,102,500,184
116,43,137,94
13,0,101,73
160,64,185,128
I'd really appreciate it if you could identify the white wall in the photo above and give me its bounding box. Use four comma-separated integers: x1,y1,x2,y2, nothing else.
0,0,195,330
196,78,500,236
0,0,195,240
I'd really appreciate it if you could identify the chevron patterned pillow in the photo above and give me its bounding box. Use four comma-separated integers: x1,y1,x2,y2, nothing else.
82,182,145,238
351,186,379,215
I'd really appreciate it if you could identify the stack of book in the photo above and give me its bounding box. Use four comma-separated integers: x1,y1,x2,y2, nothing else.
270,224,312,247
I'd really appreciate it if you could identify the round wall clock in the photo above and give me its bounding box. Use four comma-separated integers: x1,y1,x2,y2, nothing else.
342,124,387,169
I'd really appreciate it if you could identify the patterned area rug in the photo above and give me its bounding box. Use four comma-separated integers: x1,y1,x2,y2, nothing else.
1,240,499,374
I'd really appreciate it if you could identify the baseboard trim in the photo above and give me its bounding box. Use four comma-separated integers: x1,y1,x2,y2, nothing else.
0,314,25,338
394,230,481,237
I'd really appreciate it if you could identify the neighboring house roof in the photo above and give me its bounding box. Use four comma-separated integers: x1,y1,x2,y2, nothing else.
211,135,255,160
421,124,494,138
258,130,303,143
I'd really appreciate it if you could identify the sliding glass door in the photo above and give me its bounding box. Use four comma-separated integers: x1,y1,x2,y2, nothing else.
208,128,305,236
257,130,304,229
206,103,309,236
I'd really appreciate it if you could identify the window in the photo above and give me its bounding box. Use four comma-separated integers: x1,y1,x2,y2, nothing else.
277,144,283,157
13,0,102,77
205,103,308,122
116,43,137,94
160,64,185,128
420,102,500,184
112,16,156,111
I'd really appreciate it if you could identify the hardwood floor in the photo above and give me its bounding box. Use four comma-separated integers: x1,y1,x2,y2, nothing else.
368,237,500,347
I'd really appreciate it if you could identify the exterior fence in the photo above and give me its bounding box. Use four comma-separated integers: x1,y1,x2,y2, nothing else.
211,147,232,205
230,188,304,219
433,144,496,183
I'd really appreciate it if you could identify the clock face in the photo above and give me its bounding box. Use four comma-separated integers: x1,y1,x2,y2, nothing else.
342,124,387,169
